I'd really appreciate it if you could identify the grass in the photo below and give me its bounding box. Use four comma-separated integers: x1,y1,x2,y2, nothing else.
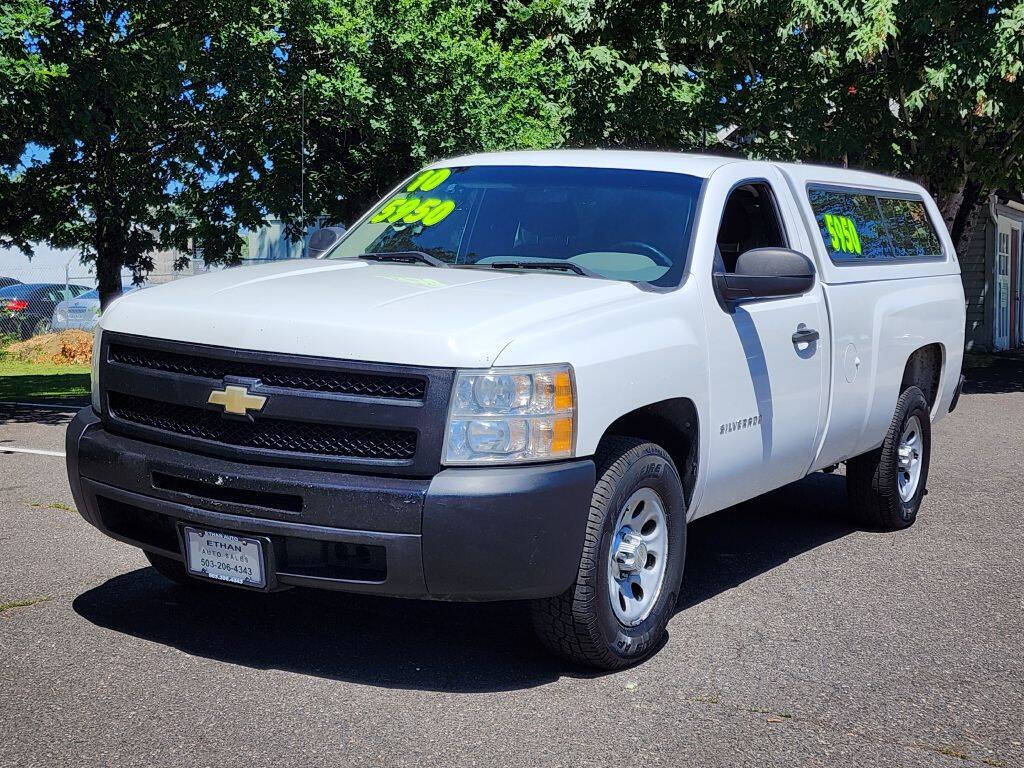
0,596,51,613
0,359,91,402
29,501,76,512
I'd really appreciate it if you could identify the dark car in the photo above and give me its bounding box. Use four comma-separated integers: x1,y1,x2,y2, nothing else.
0,276,21,290
0,283,92,339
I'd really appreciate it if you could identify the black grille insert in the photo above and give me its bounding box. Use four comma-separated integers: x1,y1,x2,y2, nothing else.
108,344,426,400
152,472,304,513
109,392,417,461
96,496,179,552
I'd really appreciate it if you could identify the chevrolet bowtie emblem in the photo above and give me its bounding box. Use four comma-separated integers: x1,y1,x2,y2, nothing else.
207,385,267,416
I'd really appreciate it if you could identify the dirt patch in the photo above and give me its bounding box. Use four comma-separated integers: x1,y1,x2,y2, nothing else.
3,331,93,366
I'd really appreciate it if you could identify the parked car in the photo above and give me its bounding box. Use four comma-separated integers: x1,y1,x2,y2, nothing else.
67,151,965,669
0,277,21,290
51,286,138,332
0,282,92,339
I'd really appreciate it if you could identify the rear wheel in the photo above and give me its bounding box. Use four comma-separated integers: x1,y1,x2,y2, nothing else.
530,436,687,669
32,316,51,336
847,386,931,529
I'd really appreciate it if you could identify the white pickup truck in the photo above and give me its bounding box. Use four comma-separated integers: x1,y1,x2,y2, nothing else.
67,150,966,669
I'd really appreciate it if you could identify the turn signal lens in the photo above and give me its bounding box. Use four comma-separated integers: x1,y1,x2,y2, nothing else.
443,364,576,465
554,371,573,412
551,417,573,455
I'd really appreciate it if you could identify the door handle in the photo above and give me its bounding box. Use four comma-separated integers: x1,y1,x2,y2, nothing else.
792,327,820,345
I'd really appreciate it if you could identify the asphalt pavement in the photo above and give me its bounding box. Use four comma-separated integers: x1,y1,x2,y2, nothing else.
1,363,1022,768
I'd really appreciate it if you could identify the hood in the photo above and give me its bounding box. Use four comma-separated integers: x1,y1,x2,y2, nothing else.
100,259,646,367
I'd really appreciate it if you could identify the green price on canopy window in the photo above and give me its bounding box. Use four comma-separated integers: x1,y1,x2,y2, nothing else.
824,214,862,255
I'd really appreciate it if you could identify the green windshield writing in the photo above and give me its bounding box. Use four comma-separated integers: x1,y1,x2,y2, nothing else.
369,196,456,226
368,168,456,228
406,168,451,193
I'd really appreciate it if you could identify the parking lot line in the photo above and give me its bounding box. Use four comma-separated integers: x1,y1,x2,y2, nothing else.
0,401,82,411
0,446,67,457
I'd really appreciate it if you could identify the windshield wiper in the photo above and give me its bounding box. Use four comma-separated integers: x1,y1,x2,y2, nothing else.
359,251,450,268
486,260,600,278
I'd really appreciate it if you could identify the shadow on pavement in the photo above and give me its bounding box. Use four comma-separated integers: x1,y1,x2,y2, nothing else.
0,402,83,427
73,472,856,692
962,352,1024,395
680,471,854,610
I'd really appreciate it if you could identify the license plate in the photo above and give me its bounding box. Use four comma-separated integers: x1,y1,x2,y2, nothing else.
183,527,267,588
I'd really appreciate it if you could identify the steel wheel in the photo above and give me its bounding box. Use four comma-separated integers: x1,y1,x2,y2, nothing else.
607,487,669,626
897,415,923,502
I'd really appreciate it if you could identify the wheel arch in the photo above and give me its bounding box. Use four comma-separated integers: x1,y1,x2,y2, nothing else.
600,397,699,509
900,342,944,411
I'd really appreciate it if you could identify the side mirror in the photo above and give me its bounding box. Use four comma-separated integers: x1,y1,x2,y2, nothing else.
306,226,346,258
713,247,815,310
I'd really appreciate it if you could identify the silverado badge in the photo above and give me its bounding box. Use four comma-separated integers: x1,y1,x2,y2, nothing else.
207,385,267,416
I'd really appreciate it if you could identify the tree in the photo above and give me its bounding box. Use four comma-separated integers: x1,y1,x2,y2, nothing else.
533,0,1024,254
713,0,1024,255
249,0,566,236
1,0,66,168
0,1,290,307
0,1,566,307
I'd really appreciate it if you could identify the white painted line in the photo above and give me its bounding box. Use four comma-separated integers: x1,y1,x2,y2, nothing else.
0,446,66,457
0,401,82,411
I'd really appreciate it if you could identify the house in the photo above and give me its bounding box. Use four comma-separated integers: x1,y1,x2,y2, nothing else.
962,192,1024,351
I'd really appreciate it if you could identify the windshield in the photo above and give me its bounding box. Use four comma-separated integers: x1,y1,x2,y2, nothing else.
326,165,703,286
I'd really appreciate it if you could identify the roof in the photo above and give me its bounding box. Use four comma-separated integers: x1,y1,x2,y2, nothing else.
430,149,925,193
433,150,739,179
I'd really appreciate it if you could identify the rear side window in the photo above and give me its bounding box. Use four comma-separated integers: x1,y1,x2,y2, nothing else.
877,197,943,259
807,186,944,263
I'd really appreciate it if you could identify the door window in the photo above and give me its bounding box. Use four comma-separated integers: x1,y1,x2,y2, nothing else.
715,183,787,273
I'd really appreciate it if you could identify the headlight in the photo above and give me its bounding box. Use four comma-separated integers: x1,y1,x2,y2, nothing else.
90,328,102,413
54,308,67,324
443,364,576,465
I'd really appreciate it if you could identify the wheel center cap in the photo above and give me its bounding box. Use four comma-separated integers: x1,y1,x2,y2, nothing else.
613,532,647,577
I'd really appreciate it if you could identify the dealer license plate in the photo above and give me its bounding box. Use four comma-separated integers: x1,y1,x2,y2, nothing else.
183,527,266,588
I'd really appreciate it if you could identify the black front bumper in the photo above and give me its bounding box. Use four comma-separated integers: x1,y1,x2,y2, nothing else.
67,408,595,600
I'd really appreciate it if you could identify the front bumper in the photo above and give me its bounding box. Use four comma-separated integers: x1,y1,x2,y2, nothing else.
66,408,595,601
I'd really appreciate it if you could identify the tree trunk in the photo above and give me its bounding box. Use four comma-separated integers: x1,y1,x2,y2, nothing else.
95,243,123,311
949,179,986,261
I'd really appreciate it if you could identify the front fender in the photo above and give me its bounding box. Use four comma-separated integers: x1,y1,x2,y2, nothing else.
493,278,710,494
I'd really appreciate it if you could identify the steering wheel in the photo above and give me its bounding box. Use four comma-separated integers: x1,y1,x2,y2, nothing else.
608,241,672,267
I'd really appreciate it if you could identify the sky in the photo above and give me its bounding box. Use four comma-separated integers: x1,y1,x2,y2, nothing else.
0,243,97,287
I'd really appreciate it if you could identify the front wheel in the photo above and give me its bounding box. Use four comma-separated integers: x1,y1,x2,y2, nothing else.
847,385,931,529
531,436,687,669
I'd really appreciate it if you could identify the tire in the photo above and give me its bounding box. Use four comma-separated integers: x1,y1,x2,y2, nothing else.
847,385,931,530
144,550,202,587
531,436,687,669
32,316,51,336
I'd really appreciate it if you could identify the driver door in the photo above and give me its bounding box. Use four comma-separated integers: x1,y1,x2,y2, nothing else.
699,167,829,513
